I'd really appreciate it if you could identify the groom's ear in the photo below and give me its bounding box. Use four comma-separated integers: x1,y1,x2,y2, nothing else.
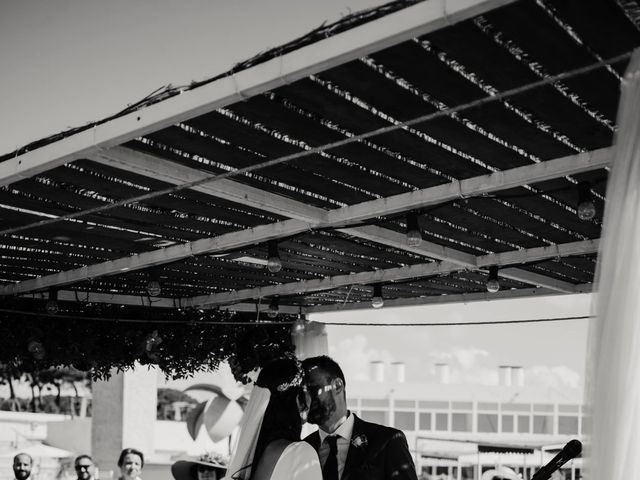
333,377,344,394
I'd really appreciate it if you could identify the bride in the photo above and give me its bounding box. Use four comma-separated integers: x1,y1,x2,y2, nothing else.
223,356,321,480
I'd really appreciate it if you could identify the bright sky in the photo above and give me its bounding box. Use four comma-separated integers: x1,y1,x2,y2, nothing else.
0,0,388,156
315,293,593,390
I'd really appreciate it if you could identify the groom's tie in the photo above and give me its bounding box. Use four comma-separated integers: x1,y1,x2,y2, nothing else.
323,435,339,480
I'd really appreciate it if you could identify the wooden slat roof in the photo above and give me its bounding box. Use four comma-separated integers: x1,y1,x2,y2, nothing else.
1,0,638,315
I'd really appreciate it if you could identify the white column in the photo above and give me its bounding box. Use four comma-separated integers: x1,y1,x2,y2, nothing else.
91,366,157,476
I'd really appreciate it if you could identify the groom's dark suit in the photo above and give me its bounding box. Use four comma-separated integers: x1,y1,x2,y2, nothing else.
304,414,417,480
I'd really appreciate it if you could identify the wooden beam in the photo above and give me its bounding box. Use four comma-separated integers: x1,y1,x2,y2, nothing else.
477,239,599,267
182,239,597,306
0,218,313,295
88,146,326,222
24,290,301,313
305,284,593,314
0,0,516,186
498,268,578,293
0,145,604,296
325,147,612,227
183,260,460,307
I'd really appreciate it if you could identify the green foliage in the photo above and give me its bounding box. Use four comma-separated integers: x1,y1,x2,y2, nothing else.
157,388,197,420
0,301,295,381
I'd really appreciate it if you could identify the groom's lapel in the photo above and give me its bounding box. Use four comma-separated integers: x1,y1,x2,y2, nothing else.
342,415,368,480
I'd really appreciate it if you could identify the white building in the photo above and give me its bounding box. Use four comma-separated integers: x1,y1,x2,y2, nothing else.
346,362,584,480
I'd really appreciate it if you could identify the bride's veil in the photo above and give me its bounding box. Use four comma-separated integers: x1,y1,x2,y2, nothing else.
223,385,271,480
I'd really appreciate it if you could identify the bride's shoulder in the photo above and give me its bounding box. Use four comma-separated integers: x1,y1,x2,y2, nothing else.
282,441,317,456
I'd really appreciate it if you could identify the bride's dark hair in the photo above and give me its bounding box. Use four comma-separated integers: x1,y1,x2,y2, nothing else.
250,356,305,477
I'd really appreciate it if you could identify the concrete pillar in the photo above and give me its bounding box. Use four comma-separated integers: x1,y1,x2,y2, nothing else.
91,366,157,477
391,362,406,383
435,363,450,384
370,361,384,382
498,366,512,386
512,366,525,387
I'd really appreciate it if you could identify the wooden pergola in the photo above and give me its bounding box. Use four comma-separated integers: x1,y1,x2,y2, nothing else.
0,0,638,316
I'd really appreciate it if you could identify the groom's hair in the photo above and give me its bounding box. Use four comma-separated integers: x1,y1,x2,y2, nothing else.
302,355,346,388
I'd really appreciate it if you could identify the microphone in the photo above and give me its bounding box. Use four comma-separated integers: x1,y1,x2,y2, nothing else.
531,439,582,480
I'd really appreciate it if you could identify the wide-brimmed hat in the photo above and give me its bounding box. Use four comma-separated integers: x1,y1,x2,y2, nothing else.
171,453,227,480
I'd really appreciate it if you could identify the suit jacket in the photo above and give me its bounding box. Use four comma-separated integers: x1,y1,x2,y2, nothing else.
304,414,418,480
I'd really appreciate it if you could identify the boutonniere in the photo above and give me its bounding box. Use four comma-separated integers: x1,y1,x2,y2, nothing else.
351,434,368,448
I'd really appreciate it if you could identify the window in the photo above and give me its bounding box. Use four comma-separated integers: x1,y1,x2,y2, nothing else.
477,414,498,433
501,414,514,433
419,412,432,430
361,410,387,425
517,415,530,433
558,416,579,435
435,412,448,431
362,398,388,407
452,413,472,432
395,412,415,431
533,415,553,434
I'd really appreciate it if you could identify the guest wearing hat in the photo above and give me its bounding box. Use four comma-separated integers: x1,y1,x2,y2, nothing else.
171,453,227,480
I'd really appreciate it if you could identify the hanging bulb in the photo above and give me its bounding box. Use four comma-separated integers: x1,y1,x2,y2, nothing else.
371,284,384,309
406,213,422,247
577,182,596,221
27,340,46,360
267,240,283,273
268,297,280,318
146,268,162,296
291,314,307,334
486,266,500,293
146,280,161,297
45,288,59,315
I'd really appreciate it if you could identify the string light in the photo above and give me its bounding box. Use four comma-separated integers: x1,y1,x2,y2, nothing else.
45,288,59,315
291,314,307,334
268,297,280,318
267,240,283,273
406,213,422,247
486,266,500,293
371,284,384,309
146,268,162,296
577,181,596,221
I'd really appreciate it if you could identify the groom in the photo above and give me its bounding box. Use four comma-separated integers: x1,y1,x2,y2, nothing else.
302,355,417,480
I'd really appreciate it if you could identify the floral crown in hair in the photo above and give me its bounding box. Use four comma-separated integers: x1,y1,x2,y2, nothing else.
276,355,304,392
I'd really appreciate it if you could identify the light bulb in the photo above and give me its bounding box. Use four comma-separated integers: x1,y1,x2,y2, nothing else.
577,182,596,221
27,340,46,360
146,280,161,296
371,284,384,308
45,300,59,315
267,256,282,273
486,266,500,293
371,296,384,309
267,240,283,273
268,297,279,318
406,229,422,247
486,279,500,293
577,200,596,221
406,213,422,247
291,316,306,334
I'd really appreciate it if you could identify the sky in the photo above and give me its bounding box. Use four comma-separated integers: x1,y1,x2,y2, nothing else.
0,0,389,156
158,292,593,398
318,292,592,390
